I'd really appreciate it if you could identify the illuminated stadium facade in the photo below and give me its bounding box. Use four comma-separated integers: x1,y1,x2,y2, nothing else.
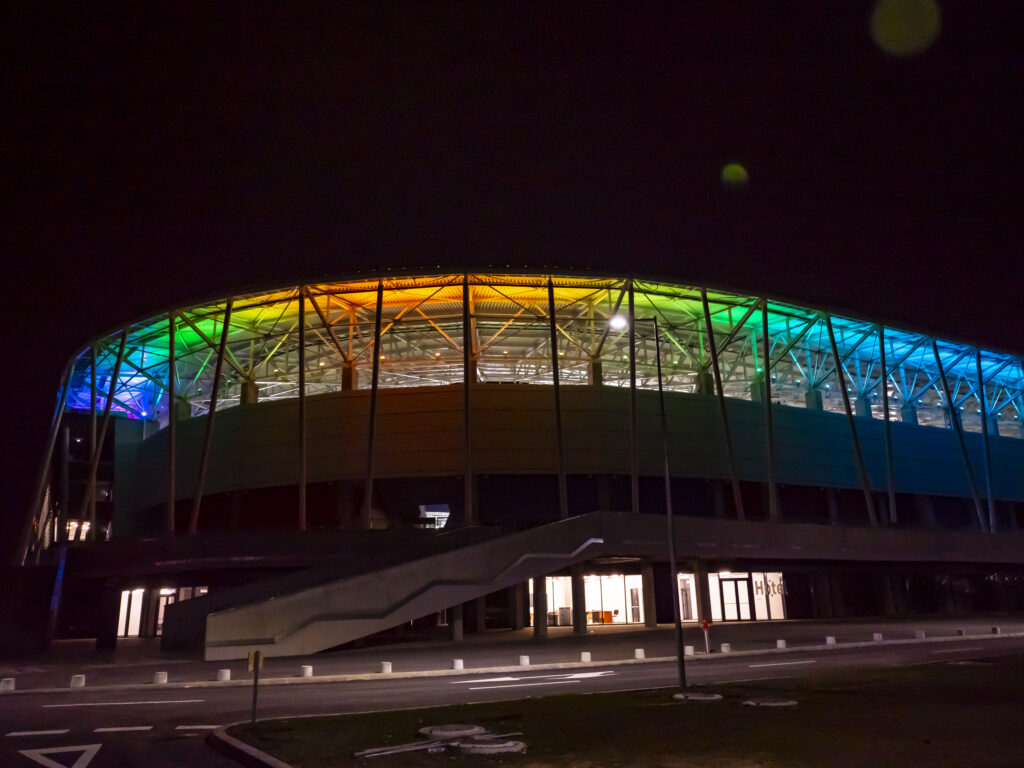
15,274,1024,657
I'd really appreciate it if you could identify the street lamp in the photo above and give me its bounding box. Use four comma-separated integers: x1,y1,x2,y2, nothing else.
631,314,687,689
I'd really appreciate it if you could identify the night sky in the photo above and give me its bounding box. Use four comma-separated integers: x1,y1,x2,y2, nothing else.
4,3,1021,561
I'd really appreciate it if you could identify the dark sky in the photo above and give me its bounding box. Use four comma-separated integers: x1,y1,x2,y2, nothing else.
3,3,1021,561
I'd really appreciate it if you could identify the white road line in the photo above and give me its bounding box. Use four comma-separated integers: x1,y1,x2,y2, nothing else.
469,680,582,691
42,699,204,708
928,646,983,654
175,725,221,730
6,729,70,737
748,660,817,668
94,726,153,733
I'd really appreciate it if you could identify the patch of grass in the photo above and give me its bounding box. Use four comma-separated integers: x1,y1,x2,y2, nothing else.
231,655,1024,768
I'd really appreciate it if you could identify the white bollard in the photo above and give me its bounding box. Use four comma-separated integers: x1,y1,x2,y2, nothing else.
0,678,14,693
915,630,926,639
452,658,464,670
152,671,168,685
380,661,392,674
873,632,884,643
684,645,695,657
956,628,966,636
634,648,645,660
776,639,787,649
217,669,231,681
720,643,732,653
826,635,837,647
300,665,313,678
991,626,1002,635
518,655,530,667
580,651,591,663
70,674,86,688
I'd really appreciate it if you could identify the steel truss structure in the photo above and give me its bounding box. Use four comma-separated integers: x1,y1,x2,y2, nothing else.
19,273,1024,562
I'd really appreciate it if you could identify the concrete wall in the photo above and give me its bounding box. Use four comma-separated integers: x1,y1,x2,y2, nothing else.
118,384,1024,520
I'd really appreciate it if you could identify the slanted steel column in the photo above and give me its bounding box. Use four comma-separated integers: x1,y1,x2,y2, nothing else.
761,300,779,520
189,299,233,535
653,317,686,687
166,313,176,534
462,275,476,525
975,350,996,532
548,278,569,520
878,325,897,525
298,290,307,531
89,346,98,533
628,280,639,515
931,340,986,530
15,362,73,565
78,332,128,526
826,315,878,527
362,281,384,528
701,289,744,520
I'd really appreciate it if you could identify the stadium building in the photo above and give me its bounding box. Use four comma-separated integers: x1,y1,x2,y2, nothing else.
11,273,1024,658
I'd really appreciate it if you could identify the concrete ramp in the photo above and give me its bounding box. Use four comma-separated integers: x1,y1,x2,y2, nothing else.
203,513,617,660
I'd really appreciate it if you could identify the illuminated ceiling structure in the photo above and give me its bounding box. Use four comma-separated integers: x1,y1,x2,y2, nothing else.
62,274,1023,438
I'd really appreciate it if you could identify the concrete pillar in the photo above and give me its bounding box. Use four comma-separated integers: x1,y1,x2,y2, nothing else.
804,389,823,410
827,572,846,617
691,560,713,625
855,395,873,418
468,596,486,634
711,480,726,518
986,414,1000,437
750,374,764,403
810,572,834,618
506,584,525,630
531,576,548,638
939,575,957,615
641,561,657,628
173,396,191,422
571,564,587,635
240,381,259,405
915,494,937,526
449,603,464,642
342,362,358,391
696,370,715,396
879,573,898,616
825,487,840,526
900,404,918,425
94,579,121,651
589,357,603,386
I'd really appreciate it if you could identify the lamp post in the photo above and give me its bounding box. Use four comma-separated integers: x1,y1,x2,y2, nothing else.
627,314,687,689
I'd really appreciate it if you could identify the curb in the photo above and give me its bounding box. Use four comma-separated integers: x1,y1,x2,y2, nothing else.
207,725,295,768
2,630,1020,696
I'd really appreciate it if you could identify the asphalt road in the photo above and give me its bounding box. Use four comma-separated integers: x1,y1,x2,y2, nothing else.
3,635,1023,767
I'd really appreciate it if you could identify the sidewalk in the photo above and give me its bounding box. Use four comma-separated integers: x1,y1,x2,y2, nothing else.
2,615,1021,694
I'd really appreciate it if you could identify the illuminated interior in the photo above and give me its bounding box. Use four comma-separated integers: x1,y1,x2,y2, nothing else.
61,274,1023,437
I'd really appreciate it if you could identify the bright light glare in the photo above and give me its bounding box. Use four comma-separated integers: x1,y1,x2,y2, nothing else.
609,315,628,330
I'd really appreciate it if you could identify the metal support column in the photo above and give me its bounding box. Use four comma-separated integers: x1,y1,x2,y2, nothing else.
462,276,475,526
976,350,996,532
362,281,384,528
548,278,569,520
879,325,897,525
189,299,233,534
298,290,307,531
653,317,686,687
89,346,98,533
532,576,548,638
77,332,128,525
701,289,744,520
15,362,73,565
167,313,176,534
628,280,639,515
932,341,986,530
826,315,879,527
762,300,779,520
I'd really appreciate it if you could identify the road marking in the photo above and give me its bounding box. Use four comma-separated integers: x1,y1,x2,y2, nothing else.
5,730,70,737
175,725,221,730
94,726,152,732
748,660,817,668
18,743,101,768
469,680,582,691
928,646,983,654
42,698,204,708
453,671,614,685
